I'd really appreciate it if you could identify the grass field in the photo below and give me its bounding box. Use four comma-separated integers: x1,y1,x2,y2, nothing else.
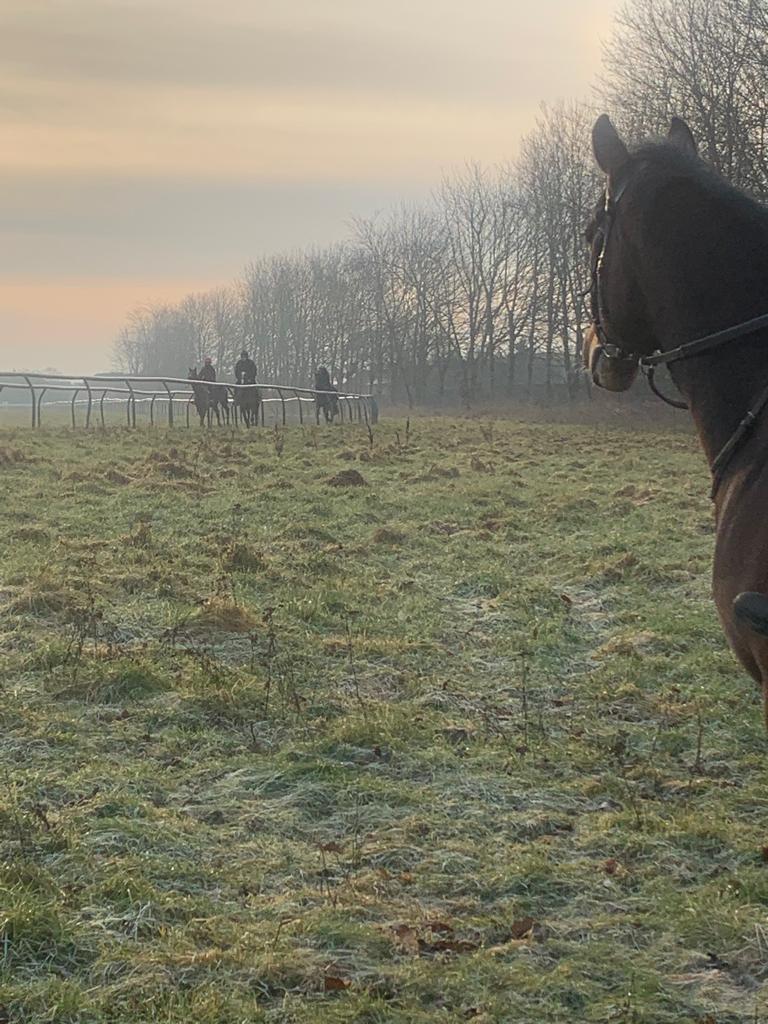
1,416,767,1023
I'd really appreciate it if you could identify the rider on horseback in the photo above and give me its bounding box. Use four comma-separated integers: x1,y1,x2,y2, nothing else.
235,350,258,385
314,366,339,423
199,356,216,382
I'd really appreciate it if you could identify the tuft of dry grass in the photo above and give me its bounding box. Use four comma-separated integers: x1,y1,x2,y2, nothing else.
371,527,407,546
190,596,260,632
326,468,367,487
221,543,265,572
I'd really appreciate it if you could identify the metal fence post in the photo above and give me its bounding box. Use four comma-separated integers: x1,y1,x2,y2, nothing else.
84,378,93,428
23,376,36,428
37,386,48,427
163,382,174,427
125,380,136,427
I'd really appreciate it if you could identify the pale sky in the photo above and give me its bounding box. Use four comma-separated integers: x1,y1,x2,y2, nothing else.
0,0,618,372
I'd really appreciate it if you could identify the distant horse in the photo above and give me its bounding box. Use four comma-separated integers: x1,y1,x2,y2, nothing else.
235,369,261,428
314,366,339,424
187,368,229,426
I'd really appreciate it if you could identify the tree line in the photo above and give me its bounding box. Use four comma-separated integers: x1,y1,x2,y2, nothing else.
114,0,768,406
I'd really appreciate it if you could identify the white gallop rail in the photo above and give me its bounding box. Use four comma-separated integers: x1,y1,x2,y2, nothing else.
0,372,377,429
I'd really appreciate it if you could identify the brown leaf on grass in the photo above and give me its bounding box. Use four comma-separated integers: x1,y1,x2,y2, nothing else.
392,922,478,956
426,920,454,933
324,975,351,991
508,916,536,940
319,841,344,854
761,845,768,863
603,858,620,875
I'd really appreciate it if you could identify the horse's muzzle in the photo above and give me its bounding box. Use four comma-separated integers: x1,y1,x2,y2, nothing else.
587,341,640,392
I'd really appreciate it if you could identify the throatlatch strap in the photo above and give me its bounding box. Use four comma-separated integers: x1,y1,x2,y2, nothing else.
710,379,768,498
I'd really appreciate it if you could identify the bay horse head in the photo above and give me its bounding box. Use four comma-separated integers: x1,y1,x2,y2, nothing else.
583,115,698,395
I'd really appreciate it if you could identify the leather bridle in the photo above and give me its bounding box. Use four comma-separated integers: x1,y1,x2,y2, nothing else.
588,166,768,497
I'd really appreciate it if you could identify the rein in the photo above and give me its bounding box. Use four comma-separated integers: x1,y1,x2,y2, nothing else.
590,172,768,498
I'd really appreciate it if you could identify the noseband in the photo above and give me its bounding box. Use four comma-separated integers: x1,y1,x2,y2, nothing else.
589,167,768,497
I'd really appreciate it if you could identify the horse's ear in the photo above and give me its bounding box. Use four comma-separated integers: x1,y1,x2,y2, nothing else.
668,117,697,157
592,114,629,176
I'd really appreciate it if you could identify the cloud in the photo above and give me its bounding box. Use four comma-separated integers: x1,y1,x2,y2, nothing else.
0,0,619,371
0,0,605,107
0,173,430,276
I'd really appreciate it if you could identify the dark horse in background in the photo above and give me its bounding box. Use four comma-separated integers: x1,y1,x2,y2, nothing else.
314,366,339,424
187,368,229,426
584,113,768,726
234,369,261,428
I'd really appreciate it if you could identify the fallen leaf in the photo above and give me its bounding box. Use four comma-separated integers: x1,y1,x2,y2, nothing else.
508,916,536,940
603,858,620,875
324,975,351,991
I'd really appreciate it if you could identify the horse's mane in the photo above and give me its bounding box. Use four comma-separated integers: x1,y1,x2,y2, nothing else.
627,141,768,227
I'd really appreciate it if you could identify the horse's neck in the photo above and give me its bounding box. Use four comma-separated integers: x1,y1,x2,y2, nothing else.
642,191,768,467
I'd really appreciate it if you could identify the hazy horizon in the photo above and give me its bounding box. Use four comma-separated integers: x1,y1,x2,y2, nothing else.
1,0,618,374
